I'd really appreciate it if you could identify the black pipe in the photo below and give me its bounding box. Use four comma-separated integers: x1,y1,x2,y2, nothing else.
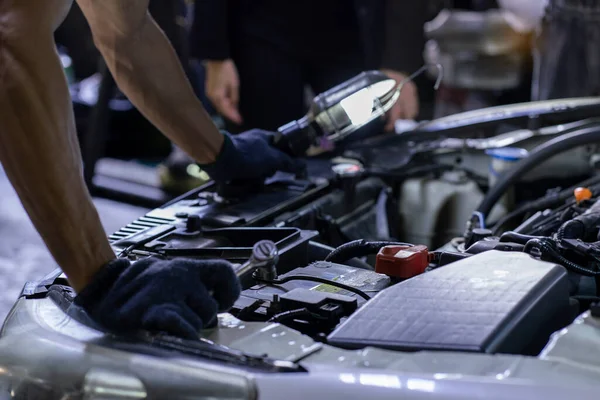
499,231,548,245
557,198,600,242
325,239,413,265
477,125,600,220
307,241,373,270
492,176,600,235
524,238,600,277
432,251,472,268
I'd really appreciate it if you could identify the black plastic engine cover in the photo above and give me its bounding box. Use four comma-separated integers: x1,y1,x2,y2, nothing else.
154,174,330,229
327,251,571,355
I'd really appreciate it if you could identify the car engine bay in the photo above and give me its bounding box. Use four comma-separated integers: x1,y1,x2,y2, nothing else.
6,88,600,399
18,96,600,360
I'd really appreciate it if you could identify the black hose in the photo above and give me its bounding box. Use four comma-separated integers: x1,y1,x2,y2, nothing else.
255,275,371,301
499,231,548,245
325,239,414,265
557,198,600,241
430,251,472,268
494,178,600,235
492,209,532,235
491,183,596,235
307,241,373,270
477,125,600,220
556,220,585,242
524,238,600,276
522,202,575,236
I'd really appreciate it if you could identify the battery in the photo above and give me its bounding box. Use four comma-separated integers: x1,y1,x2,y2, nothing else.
232,261,391,319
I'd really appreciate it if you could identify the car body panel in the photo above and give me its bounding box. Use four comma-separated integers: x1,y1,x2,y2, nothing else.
2,295,600,399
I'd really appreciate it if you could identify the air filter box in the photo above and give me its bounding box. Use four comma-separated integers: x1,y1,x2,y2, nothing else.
327,251,571,354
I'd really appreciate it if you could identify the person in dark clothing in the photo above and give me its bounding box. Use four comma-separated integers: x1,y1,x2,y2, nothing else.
533,0,600,100
191,0,431,133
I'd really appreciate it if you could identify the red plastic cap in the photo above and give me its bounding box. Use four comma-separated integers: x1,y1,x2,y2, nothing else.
375,245,429,279
574,187,593,205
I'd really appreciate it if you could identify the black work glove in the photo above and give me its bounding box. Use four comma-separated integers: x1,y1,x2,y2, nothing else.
200,129,305,182
74,257,241,339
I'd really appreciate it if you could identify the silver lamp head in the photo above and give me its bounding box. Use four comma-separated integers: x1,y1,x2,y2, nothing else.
310,71,399,143
274,66,442,156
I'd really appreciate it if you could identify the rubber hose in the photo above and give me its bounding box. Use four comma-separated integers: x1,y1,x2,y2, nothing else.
493,177,600,235
525,238,600,276
492,208,533,235
477,125,600,220
307,241,373,270
325,239,414,265
557,199,600,241
499,231,548,245
557,220,585,241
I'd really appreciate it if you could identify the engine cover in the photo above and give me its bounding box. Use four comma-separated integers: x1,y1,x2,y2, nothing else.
327,251,571,355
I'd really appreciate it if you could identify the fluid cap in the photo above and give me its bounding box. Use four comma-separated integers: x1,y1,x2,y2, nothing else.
251,240,279,281
574,187,593,205
375,245,429,279
252,240,279,264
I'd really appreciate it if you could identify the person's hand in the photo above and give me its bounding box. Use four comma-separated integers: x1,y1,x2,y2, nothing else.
200,129,306,183
74,257,241,339
205,59,243,125
380,69,420,131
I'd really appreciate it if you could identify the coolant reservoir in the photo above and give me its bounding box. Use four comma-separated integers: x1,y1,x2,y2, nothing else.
399,172,506,249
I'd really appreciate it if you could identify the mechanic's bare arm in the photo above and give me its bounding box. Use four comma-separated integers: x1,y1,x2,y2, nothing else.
75,0,224,163
0,0,115,292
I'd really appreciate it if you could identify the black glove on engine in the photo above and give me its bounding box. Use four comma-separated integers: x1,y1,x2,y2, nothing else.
201,130,305,182
74,257,241,339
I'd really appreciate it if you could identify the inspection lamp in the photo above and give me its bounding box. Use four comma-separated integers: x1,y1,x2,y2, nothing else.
274,64,443,156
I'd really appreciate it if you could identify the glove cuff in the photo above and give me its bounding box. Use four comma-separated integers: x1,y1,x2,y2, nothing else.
198,131,237,182
74,258,131,309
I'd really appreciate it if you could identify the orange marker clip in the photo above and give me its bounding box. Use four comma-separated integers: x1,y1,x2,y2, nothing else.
574,187,593,205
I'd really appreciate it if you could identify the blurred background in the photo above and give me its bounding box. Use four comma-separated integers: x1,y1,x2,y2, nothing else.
52,0,547,209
